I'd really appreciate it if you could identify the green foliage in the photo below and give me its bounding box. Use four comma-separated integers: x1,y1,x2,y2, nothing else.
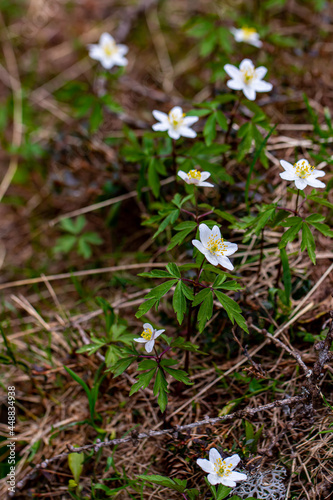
68,449,84,486
54,216,103,259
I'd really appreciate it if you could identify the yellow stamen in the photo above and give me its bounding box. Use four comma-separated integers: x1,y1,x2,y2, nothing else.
241,27,257,39
141,327,153,340
214,458,233,477
207,235,227,255
104,42,117,57
168,111,184,129
188,169,201,180
294,160,315,179
241,66,256,83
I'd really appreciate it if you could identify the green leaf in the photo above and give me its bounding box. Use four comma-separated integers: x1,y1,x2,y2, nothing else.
173,281,187,324
163,366,193,385
204,113,217,146
138,269,172,278
214,291,248,333
306,214,325,223
216,484,233,500
129,368,157,395
144,279,178,300
192,288,211,307
138,474,186,493
153,209,180,238
53,235,77,254
68,450,84,484
310,222,333,238
111,356,136,377
153,368,169,413
279,220,302,248
167,228,194,250
148,158,161,197
301,222,316,264
215,110,228,131
77,238,92,259
197,291,214,333
280,248,291,306
60,215,86,234
135,298,158,318
166,262,181,278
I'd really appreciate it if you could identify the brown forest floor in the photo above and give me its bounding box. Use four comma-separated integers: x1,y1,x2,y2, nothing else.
0,1,333,499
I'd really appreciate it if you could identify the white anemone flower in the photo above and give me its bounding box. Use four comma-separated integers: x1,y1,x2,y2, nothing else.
279,158,325,190
192,224,238,270
197,448,247,487
230,27,262,48
224,59,272,101
88,33,128,70
178,169,214,188
133,323,165,353
152,106,199,140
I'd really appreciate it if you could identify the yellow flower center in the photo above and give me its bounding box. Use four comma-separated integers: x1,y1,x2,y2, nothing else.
104,42,117,57
188,169,201,180
241,27,257,39
207,235,227,255
241,66,256,83
141,327,153,340
168,111,185,129
214,458,233,477
294,160,315,179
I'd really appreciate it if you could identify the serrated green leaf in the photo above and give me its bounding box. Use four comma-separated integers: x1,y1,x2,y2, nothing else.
204,113,217,146
197,291,214,333
166,262,181,278
164,366,193,385
144,279,178,300
129,369,156,395
301,222,316,264
279,220,302,248
173,281,187,324
192,288,211,307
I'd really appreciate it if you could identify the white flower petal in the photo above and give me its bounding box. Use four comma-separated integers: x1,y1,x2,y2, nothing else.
216,255,234,270
192,239,206,255
253,80,273,92
196,459,215,473
312,169,325,178
209,448,222,465
100,33,114,45
177,170,188,181
227,79,245,91
152,110,168,123
242,85,256,101
117,44,128,55
133,337,147,343
255,66,268,79
280,171,297,181
200,172,211,181
280,160,294,172
211,225,221,240
224,242,238,256
143,323,153,330
251,38,262,48
207,473,221,485
224,64,241,80
205,252,219,266
168,128,181,140
169,106,183,117
178,126,197,138
145,339,155,353
294,178,308,190
199,181,214,188
306,177,325,189
100,56,116,69
88,45,103,60
229,471,247,481
199,224,211,246
183,116,199,126
221,477,236,487
111,54,128,66
154,329,165,338
224,454,241,469
240,58,254,72
152,122,170,132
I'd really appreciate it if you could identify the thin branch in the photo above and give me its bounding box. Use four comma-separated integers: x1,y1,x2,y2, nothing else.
16,395,305,491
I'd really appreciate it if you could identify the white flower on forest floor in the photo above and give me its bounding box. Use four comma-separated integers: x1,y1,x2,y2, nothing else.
178,169,214,188
197,448,247,487
224,59,272,101
133,323,165,353
279,158,325,190
152,106,199,140
192,223,238,270
88,33,128,70
231,27,263,48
